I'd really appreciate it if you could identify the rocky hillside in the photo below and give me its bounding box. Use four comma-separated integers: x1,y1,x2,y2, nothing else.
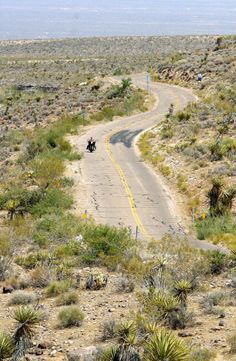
0,36,236,361
140,36,236,248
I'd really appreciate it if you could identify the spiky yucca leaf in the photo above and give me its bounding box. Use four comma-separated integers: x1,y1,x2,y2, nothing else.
144,329,189,361
173,280,192,307
13,306,42,340
143,321,159,335
0,332,15,359
153,292,179,316
116,321,137,344
100,346,118,361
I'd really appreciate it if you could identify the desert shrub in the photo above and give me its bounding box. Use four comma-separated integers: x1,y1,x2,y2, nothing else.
9,291,37,306
0,332,15,359
210,137,236,160
177,174,189,193
31,188,73,216
207,250,226,275
15,251,50,269
9,274,31,290
159,164,172,178
30,154,65,188
168,308,194,330
56,291,79,306
196,214,236,241
176,111,191,122
121,255,148,281
25,114,84,162
0,256,11,281
0,187,43,217
45,281,70,297
189,347,216,361
54,241,81,258
116,276,135,293
82,223,135,267
34,213,81,245
55,263,74,281
201,292,225,313
101,320,117,341
59,177,74,188
0,237,11,256
30,267,50,288
160,125,174,139
58,306,84,328
227,332,236,353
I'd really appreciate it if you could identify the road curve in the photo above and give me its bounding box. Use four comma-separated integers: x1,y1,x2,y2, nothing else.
73,74,227,251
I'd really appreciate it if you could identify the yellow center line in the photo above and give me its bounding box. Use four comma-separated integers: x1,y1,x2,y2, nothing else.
105,133,153,241
104,81,181,240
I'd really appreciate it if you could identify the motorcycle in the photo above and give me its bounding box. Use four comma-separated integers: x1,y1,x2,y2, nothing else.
87,140,96,153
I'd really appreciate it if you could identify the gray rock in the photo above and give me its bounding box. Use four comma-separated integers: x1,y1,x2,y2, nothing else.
67,346,100,361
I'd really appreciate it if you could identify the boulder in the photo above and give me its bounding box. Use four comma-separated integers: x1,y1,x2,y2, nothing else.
3,285,14,294
67,346,100,361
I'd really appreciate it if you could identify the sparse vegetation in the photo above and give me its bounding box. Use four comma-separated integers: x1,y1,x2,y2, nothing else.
0,35,235,360
9,291,37,306
58,306,84,328
56,291,79,306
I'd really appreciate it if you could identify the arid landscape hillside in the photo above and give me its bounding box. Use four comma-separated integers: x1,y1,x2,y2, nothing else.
0,36,235,361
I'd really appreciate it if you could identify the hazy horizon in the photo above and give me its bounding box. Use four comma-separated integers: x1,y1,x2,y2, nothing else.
0,0,235,40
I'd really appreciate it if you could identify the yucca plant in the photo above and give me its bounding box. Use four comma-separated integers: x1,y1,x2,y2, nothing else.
141,290,180,328
13,306,42,340
100,346,119,361
152,291,179,320
144,329,189,361
116,321,137,345
0,332,15,359
173,280,192,308
142,321,159,335
100,344,141,361
12,306,42,361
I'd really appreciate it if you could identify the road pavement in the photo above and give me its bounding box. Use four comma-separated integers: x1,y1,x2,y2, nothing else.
74,74,227,251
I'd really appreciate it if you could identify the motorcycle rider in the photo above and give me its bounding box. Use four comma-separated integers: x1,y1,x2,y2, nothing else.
87,136,96,151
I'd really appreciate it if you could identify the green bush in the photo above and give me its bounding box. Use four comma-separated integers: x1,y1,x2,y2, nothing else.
144,329,189,361
31,189,73,216
30,154,65,188
45,281,70,297
56,291,79,306
0,332,15,359
189,348,216,361
15,251,50,269
82,223,134,267
207,250,226,275
34,213,81,245
176,111,191,122
196,214,236,240
9,291,37,305
58,306,84,328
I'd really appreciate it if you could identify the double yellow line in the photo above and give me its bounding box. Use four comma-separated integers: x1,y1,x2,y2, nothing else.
105,134,152,241
104,83,181,241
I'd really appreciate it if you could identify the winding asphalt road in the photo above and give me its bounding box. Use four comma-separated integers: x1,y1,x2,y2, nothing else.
74,74,227,251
